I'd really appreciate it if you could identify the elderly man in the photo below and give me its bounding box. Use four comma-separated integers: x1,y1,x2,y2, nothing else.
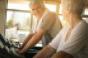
17,0,62,54
33,0,88,58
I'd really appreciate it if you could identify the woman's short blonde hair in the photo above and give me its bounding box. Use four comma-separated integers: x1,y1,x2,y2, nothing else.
61,0,85,15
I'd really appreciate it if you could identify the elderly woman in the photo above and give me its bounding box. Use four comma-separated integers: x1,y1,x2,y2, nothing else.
33,0,88,58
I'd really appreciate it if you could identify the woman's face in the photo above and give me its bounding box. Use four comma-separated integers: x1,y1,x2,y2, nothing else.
62,6,70,22
62,7,72,24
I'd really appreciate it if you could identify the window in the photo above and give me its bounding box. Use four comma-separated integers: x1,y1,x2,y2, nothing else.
45,4,56,12
83,8,88,15
82,8,88,23
7,3,30,10
5,2,31,43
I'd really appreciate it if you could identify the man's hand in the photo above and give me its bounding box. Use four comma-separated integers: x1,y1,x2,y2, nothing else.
19,33,34,49
16,48,25,55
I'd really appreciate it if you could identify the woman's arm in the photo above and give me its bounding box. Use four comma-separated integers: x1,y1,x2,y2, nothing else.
33,45,56,58
51,51,73,58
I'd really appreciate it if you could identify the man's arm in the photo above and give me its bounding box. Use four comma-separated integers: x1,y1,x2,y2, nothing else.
51,51,73,58
19,33,34,49
33,45,56,58
17,28,44,54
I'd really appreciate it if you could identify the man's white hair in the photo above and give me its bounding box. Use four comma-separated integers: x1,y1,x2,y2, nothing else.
30,0,45,8
30,0,43,4
61,0,85,15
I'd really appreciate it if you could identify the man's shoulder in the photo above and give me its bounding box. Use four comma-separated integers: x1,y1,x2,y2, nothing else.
44,11,57,21
47,11,57,16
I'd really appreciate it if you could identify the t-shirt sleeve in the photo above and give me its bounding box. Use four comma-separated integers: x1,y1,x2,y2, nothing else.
57,22,88,55
49,33,61,49
49,27,65,49
37,13,56,32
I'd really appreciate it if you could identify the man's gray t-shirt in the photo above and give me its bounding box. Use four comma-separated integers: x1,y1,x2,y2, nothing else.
33,10,62,46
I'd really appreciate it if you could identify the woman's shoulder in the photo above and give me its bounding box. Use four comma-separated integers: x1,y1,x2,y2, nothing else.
79,20,88,28
74,20,88,33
